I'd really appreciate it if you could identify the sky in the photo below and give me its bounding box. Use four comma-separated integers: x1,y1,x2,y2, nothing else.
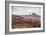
11,6,41,16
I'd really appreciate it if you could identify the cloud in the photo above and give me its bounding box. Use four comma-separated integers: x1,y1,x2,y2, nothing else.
11,6,41,16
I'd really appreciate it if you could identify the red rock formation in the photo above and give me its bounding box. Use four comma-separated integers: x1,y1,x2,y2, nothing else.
12,13,41,29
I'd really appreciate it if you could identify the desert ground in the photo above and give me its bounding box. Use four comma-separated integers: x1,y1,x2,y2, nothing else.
12,20,41,29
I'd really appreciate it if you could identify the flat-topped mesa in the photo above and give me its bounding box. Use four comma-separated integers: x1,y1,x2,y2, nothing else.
32,13,40,17
32,13,36,15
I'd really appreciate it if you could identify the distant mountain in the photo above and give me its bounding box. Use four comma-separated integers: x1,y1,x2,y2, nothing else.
12,13,41,21
21,13,41,21
12,15,24,20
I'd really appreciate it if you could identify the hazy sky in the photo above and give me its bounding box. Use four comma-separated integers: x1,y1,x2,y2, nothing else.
11,6,41,16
